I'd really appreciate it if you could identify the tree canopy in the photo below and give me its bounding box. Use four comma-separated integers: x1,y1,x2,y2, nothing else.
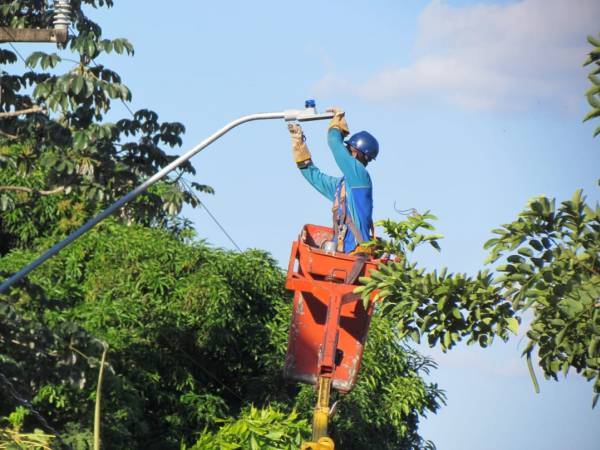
0,222,445,449
0,0,211,254
357,35,600,407
583,33,600,137
359,193,600,406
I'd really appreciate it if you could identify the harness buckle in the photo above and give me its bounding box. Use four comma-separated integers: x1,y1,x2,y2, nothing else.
336,224,347,252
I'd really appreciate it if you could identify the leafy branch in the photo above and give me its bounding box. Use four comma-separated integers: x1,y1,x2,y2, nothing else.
484,190,600,406
359,185,600,405
0,185,66,196
363,210,443,259
0,107,45,119
583,33,600,137
357,212,517,352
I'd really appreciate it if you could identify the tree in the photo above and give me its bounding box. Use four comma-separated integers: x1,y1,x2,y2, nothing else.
485,192,600,405
583,33,600,137
358,197,599,407
0,222,445,449
183,406,309,450
0,0,212,254
357,212,518,352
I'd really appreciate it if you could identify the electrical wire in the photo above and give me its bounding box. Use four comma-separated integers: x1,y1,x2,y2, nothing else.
68,24,134,119
0,371,70,448
2,35,29,110
394,201,417,216
200,201,243,252
5,18,242,253
68,24,243,251
179,178,243,252
7,40,28,65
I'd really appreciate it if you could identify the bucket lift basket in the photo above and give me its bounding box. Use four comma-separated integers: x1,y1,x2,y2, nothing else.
284,224,379,393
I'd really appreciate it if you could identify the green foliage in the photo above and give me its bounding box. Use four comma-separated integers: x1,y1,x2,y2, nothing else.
0,407,54,450
583,33,600,137
0,427,54,450
358,212,517,352
0,222,287,448
485,190,600,406
0,1,212,251
184,406,308,450
1,222,444,448
364,185,600,405
364,211,443,257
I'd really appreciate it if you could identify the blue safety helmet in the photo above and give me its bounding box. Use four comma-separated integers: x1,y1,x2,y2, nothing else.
346,131,379,161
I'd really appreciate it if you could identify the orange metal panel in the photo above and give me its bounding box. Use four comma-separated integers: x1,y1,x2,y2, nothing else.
284,224,379,393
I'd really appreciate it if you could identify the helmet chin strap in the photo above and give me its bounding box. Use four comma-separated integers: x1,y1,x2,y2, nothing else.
346,144,369,166
353,149,369,166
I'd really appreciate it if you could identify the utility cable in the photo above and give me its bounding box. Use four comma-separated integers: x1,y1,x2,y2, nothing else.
2,36,28,110
66,24,242,251
394,201,417,216
200,201,243,252
174,345,245,402
4,25,242,253
67,24,135,118
7,40,28,65
0,371,71,449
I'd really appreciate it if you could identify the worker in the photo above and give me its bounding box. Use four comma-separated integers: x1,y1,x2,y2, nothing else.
288,108,379,254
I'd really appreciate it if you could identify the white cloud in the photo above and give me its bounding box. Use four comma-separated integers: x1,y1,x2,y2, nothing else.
316,0,600,111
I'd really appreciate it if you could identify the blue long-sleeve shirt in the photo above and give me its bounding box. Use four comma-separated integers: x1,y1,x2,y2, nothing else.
300,128,373,252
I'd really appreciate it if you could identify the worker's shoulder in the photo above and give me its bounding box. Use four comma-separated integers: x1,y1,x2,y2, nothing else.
345,162,372,187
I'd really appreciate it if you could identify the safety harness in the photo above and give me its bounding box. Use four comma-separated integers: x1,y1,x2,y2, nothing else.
332,178,366,253
332,179,373,285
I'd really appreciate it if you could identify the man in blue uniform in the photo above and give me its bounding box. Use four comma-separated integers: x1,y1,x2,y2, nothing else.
288,108,379,254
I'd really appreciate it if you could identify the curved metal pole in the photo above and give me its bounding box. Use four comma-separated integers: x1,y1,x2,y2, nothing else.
0,108,334,293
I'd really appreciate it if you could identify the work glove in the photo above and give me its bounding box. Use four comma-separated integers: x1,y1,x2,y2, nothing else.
326,107,350,137
288,123,312,168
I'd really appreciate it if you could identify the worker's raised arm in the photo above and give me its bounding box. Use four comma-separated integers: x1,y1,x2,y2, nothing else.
326,109,369,187
299,163,339,201
289,123,338,201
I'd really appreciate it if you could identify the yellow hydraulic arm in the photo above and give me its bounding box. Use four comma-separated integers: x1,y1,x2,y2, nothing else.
301,376,335,450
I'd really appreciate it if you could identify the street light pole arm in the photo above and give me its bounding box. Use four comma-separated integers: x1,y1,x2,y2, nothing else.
0,107,334,294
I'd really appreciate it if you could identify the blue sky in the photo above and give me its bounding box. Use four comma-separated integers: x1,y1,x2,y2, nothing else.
9,0,600,448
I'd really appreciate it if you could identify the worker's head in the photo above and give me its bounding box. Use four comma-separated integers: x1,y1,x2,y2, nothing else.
345,131,379,166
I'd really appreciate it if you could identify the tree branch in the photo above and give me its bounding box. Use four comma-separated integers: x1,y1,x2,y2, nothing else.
0,129,17,139
0,106,45,119
0,185,65,195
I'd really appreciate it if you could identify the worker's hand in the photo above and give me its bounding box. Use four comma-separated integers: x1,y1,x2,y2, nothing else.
326,107,344,116
288,123,304,143
288,123,312,167
326,107,350,137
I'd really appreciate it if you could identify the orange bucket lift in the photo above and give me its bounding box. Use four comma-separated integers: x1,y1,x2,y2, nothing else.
284,224,380,449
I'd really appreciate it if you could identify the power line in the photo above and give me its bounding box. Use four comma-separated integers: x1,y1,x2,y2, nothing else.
5,24,242,254
7,40,28,65
68,24,135,119
0,371,70,448
63,25,242,252
200,201,242,252
2,35,29,109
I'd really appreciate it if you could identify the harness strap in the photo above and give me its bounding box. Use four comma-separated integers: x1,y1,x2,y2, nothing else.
345,214,365,244
332,179,369,252
332,181,345,252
